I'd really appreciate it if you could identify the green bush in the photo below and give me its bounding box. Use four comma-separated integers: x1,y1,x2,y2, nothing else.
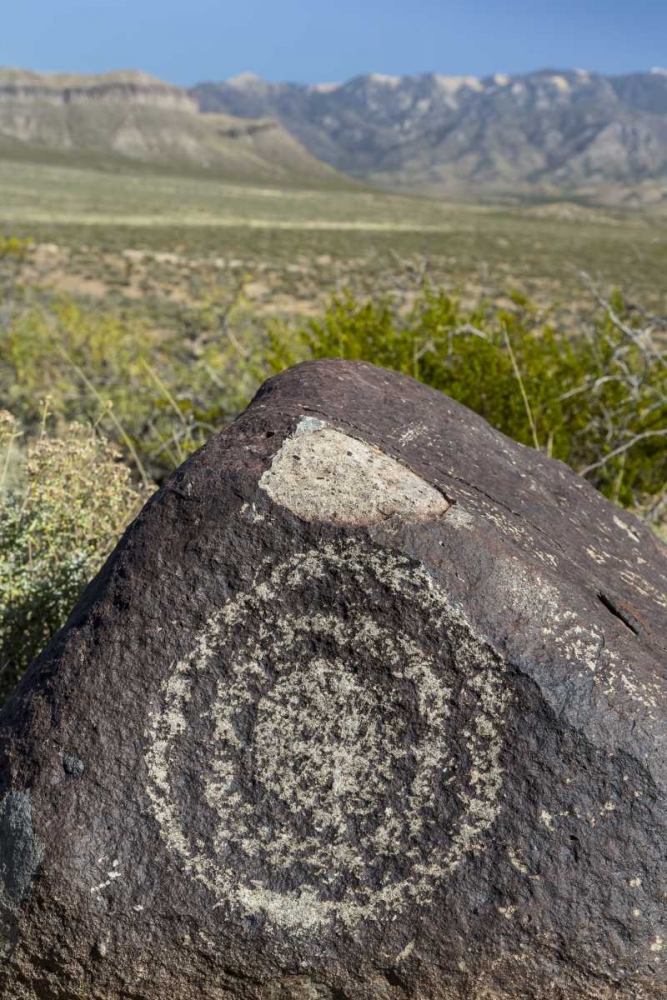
5,272,663,514
0,288,264,482
0,273,664,708
0,411,149,704
267,285,667,509
0,235,32,260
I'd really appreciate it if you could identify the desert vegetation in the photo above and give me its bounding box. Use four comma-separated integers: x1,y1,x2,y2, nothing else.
0,408,147,701
0,168,665,703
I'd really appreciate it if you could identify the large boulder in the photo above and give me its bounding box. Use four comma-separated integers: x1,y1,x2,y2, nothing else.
1,359,666,1000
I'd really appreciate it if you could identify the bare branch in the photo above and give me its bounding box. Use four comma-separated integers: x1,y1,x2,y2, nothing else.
580,428,667,476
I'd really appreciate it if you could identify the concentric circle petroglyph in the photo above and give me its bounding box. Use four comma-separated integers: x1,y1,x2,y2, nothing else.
145,540,510,932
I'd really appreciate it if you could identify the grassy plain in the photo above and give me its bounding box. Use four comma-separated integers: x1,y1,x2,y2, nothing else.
2,154,665,505
2,157,667,323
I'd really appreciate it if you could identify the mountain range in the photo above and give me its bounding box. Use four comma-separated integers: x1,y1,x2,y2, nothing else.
2,66,667,202
193,68,667,201
0,68,349,187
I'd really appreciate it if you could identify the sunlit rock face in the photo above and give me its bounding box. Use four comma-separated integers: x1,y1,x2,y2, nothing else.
1,359,666,999
0,68,343,183
0,69,198,111
193,69,667,194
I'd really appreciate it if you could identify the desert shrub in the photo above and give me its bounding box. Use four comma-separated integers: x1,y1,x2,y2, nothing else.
0,270,664,706
0,235,31,260
1,273,664,515
0,287,264,481
0,410,149,705
267,285,667,511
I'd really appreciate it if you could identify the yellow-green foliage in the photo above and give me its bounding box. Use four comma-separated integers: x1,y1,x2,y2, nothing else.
0,235,31,259
0,272,664,707
0,288,263,480
2,279,665,509
0,411,148,704
268,286,667,509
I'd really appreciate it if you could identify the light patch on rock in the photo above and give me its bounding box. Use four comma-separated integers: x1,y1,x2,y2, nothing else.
618,568,667,609
613,514,641,543
535,550,558,568
447,506,476,532
586,547,609,565
90,858,123,896
485,557,606,676
539,810,555,830
396,939,415,962
507,846,530,874
259,417,449,526
399,422,428,444
239,502,265,524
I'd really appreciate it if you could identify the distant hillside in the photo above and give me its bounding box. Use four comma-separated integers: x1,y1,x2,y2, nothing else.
0,68,350,187
192,69,667,201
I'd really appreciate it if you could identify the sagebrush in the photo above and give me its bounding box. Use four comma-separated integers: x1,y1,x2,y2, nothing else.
0,259,665,705
0,411,148,704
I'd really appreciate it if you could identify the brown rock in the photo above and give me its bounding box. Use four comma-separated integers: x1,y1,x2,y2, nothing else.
1,360,666,999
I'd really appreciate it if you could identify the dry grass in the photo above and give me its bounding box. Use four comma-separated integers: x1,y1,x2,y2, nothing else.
1,157,667,317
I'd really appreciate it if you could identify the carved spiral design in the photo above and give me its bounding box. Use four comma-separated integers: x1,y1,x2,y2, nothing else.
145,540,508,932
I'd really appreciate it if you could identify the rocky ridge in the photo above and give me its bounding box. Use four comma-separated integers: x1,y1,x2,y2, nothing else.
0,69,198,112
193,68,667,198
0,68,348,185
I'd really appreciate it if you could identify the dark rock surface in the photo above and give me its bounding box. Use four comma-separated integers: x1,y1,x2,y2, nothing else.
1,359,666,1000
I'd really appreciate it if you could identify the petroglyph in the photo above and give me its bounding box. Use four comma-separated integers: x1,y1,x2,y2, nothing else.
4,361,667,996
259,417,449,525
145,539,509,933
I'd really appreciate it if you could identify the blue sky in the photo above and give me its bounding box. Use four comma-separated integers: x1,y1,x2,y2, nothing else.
3,0,667,86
